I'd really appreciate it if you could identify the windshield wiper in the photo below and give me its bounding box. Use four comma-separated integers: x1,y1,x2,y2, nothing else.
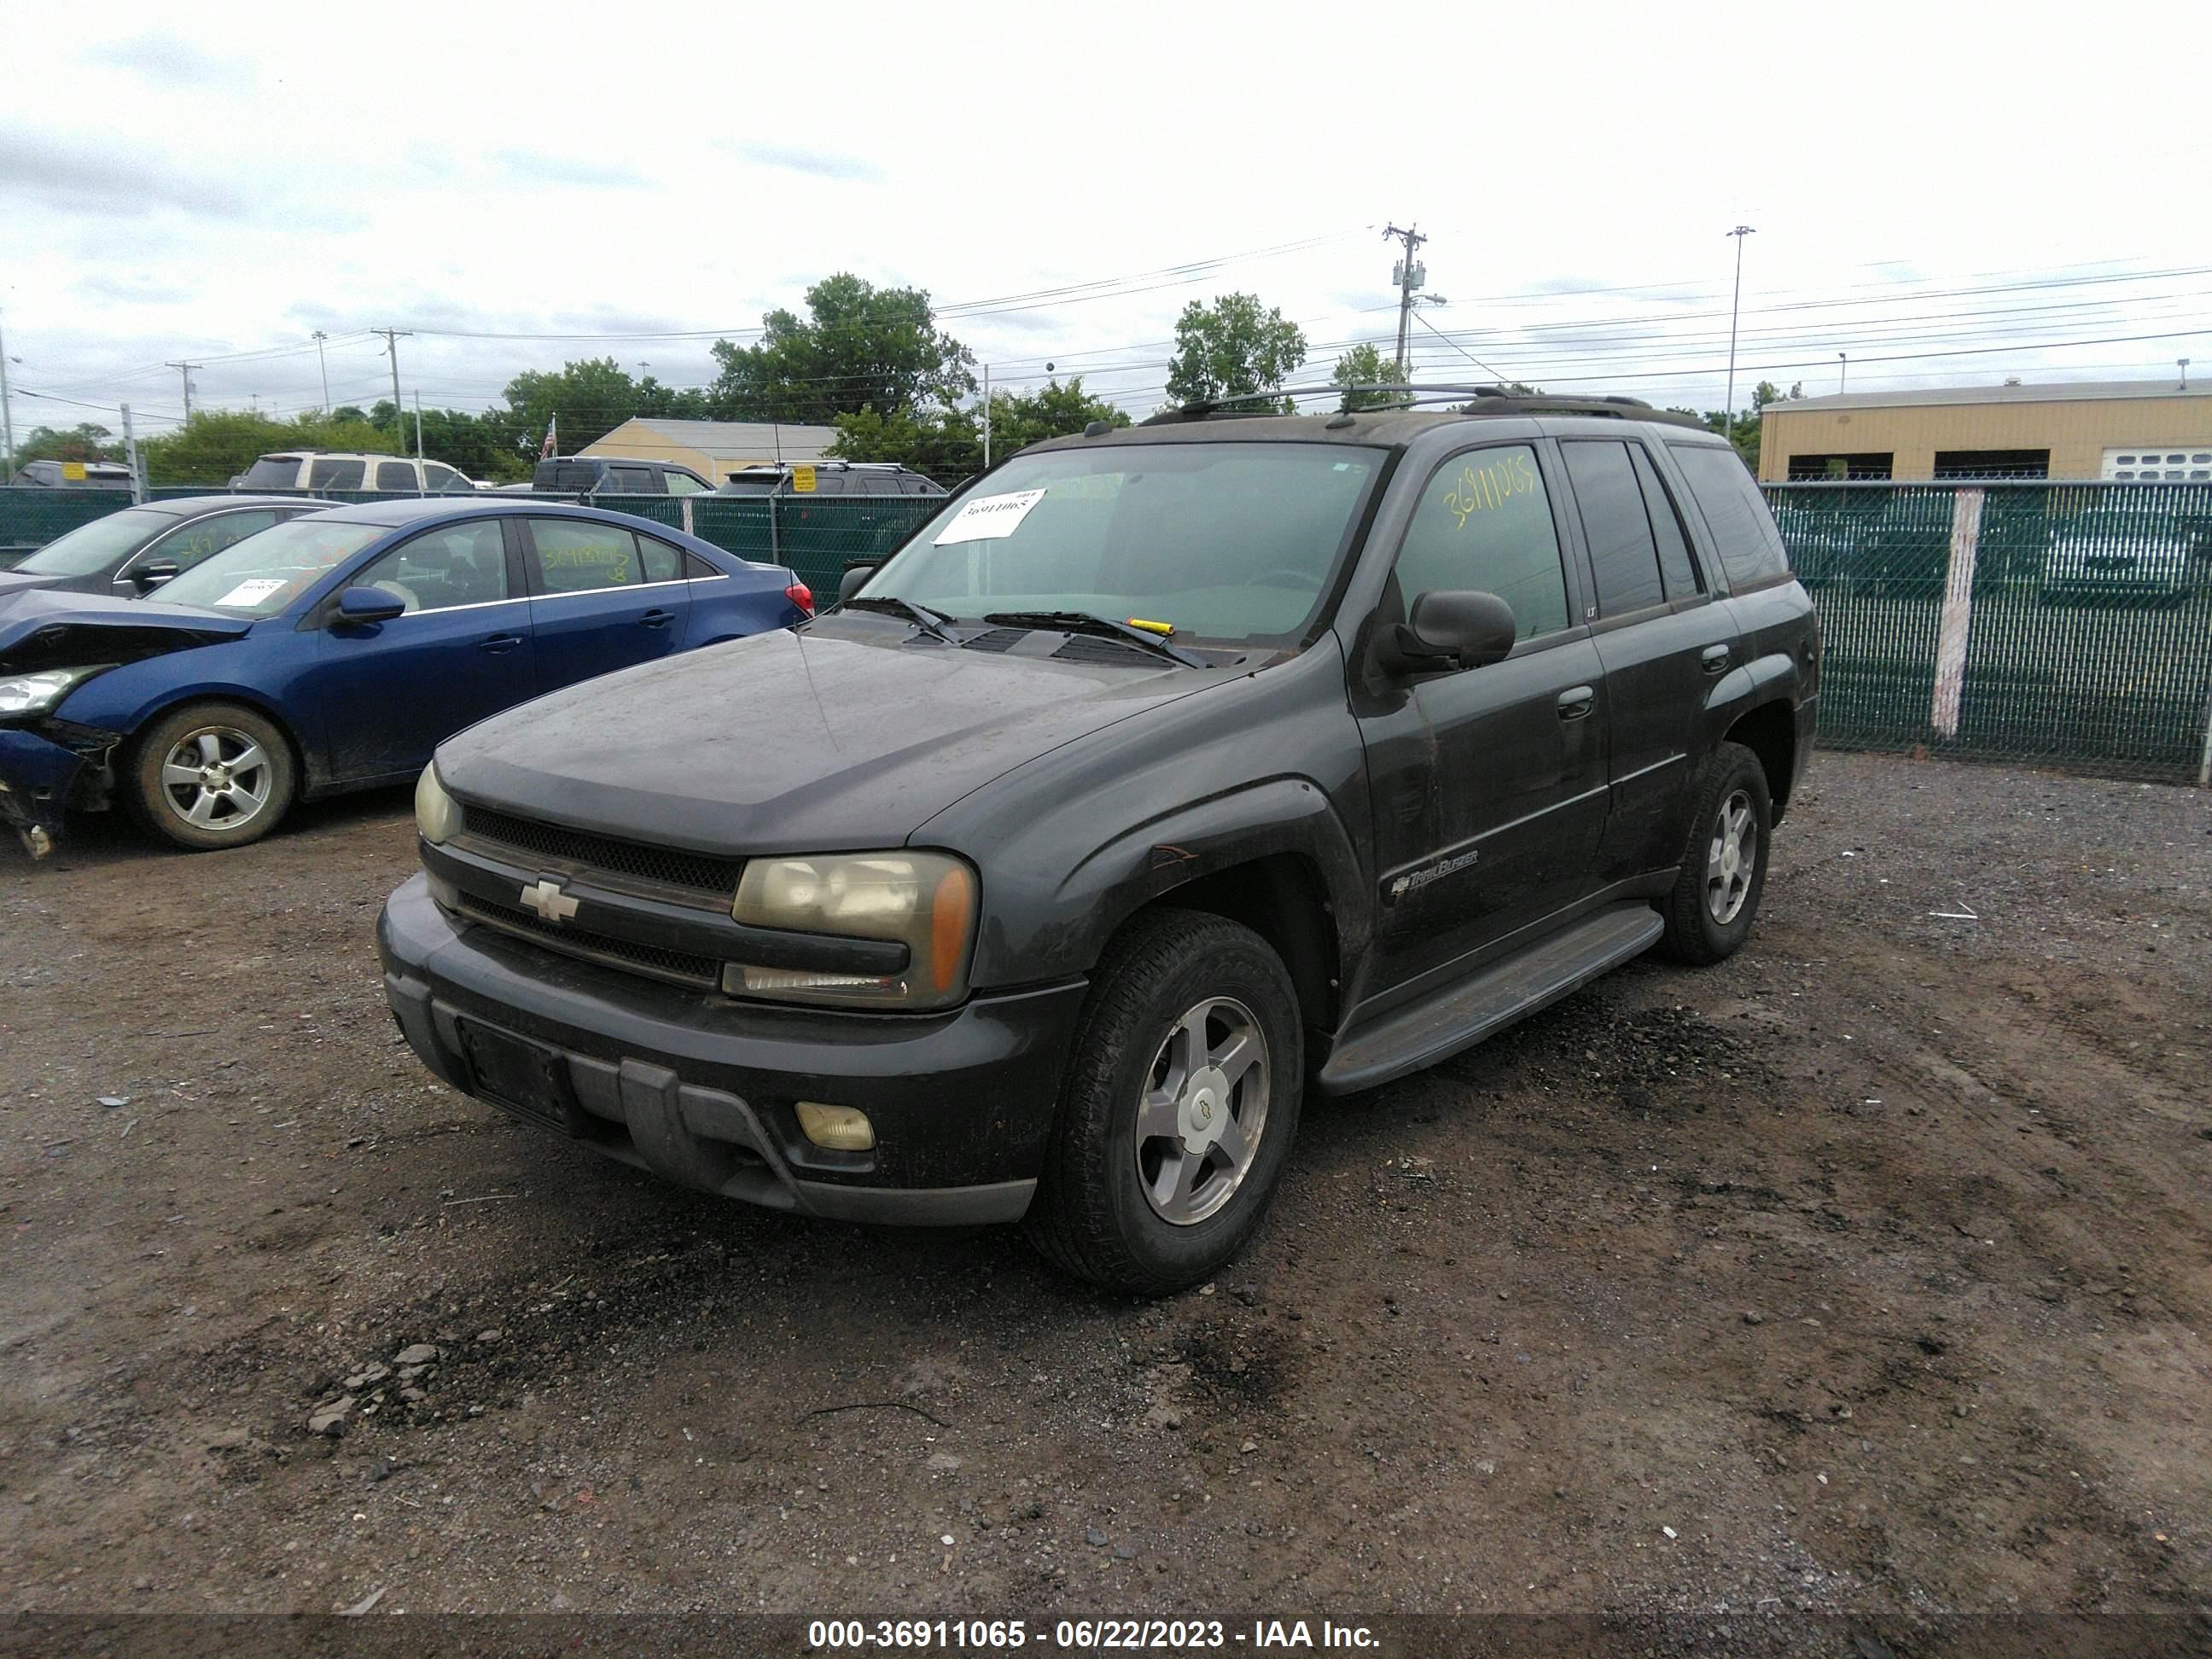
844,594,958,644
982,610,1208,668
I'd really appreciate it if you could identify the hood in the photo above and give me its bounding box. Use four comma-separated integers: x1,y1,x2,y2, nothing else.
0,588,254,674
436,614,1229,853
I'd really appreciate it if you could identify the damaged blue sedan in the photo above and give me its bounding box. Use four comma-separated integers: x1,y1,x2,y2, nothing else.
0,498,812,858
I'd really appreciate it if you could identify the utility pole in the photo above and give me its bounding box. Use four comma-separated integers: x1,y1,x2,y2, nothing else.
1838,352,1848,394
1724,224,1756,438
0,309,15,477
1383,224,1429,381
166,360,200,423
121,402,143,504
374,328,411,442
311,331,331,412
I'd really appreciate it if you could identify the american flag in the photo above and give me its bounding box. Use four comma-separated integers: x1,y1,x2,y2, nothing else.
540,415,557,459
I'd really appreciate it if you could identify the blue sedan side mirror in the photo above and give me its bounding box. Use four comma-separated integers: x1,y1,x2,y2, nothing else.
335,586,408,625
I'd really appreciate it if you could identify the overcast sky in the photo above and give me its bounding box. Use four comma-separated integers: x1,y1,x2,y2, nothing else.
4,0,2208,441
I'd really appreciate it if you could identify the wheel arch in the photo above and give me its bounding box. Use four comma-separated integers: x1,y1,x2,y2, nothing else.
1131,852,1342,1038
1722,698,1797,821
123,690,319,797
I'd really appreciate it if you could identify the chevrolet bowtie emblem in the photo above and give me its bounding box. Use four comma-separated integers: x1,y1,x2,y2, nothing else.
519,878,579,923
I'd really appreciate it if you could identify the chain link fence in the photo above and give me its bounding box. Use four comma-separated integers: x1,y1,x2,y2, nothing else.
1765,480,2212,784
5,480,2209,784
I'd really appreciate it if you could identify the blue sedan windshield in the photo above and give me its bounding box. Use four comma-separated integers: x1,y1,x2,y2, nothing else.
156,519,387,616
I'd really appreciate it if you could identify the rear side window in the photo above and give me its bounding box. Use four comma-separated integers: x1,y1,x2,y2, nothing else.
527,519,639,591
309,458,365,491
1630,445,1703,598
240,455,305,489
154,509,282,570
603,466,655,493
637,534,682,583
425,463,469,493
1393,445,1569,640
375,460,417,492
1561,440,1665,617
1669,445,1790,587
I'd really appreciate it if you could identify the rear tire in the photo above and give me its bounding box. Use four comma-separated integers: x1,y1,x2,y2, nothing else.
1658,741,1772,965
125,702,296,852
1026,908,1302,1295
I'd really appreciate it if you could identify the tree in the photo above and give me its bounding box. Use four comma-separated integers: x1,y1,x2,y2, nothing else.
709,274,975,425
1678,379,1796,471
498,358,707,456
1331,344,1400,411
829,377,1130,481
10,423,125,464
142,410,399,486
1164,294,1307,410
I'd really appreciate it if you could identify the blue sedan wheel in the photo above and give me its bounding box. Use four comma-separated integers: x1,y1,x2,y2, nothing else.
125,702,297,852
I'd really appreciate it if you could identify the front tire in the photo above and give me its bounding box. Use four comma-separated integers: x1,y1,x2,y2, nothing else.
126,702,296,852
1026,908,1302,1295
1658,740,1773,965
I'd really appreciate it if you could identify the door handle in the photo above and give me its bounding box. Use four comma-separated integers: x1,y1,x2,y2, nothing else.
1557,684,1596,720
478,633,524,655
639,608,674,629
1701,644,1732,675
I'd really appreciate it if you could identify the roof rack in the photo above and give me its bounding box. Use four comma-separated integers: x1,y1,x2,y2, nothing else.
1139,383,1710,433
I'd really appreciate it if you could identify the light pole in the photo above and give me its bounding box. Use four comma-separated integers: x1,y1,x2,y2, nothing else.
1838,352,1848,394
1724,224,1755,435
0,309,15,476
2182,358,2192,392
311,330,330,413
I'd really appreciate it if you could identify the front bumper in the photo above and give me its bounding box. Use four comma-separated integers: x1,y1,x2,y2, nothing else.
376,873,1086,1225
0,727,96,859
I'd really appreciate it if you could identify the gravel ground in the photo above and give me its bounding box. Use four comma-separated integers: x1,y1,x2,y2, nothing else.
0,752,2206,1627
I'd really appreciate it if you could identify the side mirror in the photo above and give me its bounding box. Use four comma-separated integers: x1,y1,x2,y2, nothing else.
836,562,879,607
335,585,407,625
131,559,181,592
1379,590,1517,675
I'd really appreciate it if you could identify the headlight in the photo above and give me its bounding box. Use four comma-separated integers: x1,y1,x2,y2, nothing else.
0,666,108,718
731,851,977,1010
414,764,462,844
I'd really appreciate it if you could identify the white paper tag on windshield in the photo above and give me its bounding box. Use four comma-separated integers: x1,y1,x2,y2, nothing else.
934,488,1046,545
213,577,288,607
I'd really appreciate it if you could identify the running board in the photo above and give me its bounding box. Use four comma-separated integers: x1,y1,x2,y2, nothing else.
1316,902,1663,1096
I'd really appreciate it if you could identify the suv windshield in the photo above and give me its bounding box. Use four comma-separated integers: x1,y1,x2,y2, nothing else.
15,505,181,577
155,519,387,617
861,442,1385,645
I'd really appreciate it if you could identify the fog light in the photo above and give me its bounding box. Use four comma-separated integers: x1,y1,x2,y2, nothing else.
795,1101,875,1152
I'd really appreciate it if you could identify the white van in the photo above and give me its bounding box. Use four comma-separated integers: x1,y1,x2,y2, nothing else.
233,452,479,494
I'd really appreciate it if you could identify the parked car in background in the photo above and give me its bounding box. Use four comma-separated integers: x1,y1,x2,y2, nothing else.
2040,504,2194,605
8,459,134,489
532,457,715,495
0,496,324,600
0,499,812,858
379,392,1817,1292
233,452,479,494
716,461,946,498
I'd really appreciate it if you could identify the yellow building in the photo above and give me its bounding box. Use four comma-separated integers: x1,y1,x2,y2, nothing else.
1758,377,2212,483
578,418,841,484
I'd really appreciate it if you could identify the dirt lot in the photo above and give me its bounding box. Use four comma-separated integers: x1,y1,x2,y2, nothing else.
1,752,2207,1627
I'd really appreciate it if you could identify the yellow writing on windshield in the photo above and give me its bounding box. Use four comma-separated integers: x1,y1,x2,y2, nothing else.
1442,451,1538,530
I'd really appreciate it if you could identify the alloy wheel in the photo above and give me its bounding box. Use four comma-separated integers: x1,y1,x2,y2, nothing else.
1132,996,1271,1227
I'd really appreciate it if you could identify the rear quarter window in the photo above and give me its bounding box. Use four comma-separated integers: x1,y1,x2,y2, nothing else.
1668,444,1790,588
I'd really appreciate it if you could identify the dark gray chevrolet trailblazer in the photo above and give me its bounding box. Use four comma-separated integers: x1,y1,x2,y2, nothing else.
378,388,1819,1293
